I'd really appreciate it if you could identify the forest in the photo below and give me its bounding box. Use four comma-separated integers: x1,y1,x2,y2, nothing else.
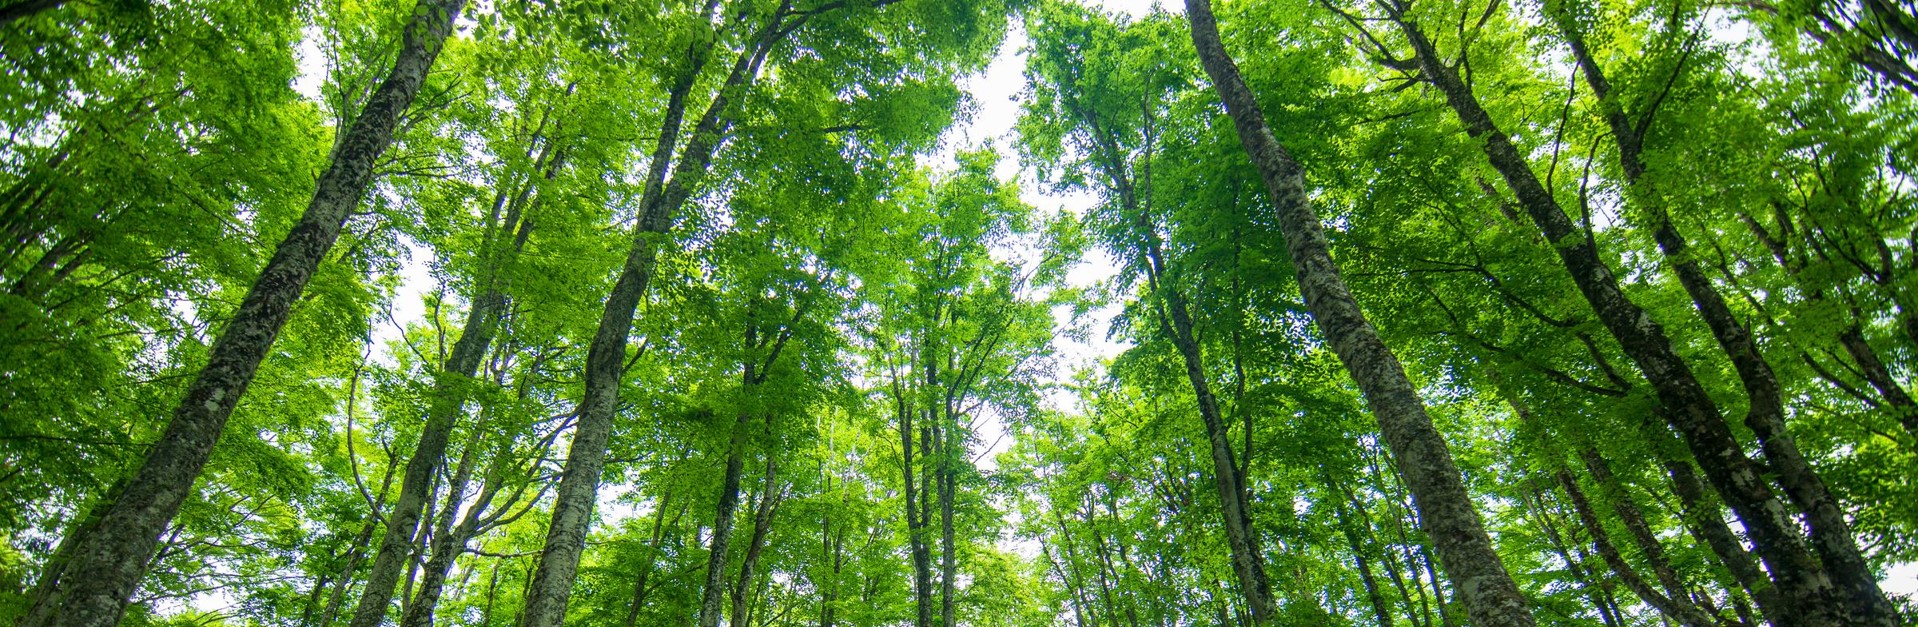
2,0,1916,625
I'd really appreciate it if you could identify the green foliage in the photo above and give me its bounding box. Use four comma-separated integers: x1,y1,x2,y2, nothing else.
3,0,1916,624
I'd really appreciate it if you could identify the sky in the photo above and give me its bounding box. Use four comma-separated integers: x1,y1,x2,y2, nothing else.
952,0,1170,468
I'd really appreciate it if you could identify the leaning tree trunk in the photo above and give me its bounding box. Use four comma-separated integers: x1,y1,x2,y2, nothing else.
348,132,549,627
729,458,781,627
1556,468,1721,627
1387,12,1847,626
697,403,757,627
514,11,779,625
20,2,464,624
1547,10,1897,623
1182,3,1536,626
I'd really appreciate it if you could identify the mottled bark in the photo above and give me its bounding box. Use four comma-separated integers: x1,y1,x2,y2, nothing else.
1840,325,1918,439
1651,430,1788,626
20,2,464,624
1183,3,1535,626
1577,449,1692,607
697,405,756,627
1389,12,1849,625
515,8,781,624
1549,10,1895,623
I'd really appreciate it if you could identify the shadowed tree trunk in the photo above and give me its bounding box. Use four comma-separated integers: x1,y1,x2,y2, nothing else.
20,2,465,624
1182,2,1536,626
1557,468,1721,627
1385,8,1848,625
729,459,782,627
1546,9,1897,623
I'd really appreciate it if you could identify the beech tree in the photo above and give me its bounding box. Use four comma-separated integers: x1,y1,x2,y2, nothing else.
2,0,1914,626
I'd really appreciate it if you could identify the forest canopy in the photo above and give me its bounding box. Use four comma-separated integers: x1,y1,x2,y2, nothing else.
1,0,1916,625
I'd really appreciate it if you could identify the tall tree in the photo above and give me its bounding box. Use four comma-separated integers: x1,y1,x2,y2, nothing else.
1181,1,1537,625
21,1,466,624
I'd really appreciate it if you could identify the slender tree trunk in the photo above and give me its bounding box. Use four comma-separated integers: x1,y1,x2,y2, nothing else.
623,490,684,627
1526,480,1623,627
1576,449,1693,606
1388,12,1849,625
1548,11,1896,623
515,9,782,624
1652,430,1787,626
937,412,958,627
350,133,548,627
20,3,464,624
1839,325,1918,439
896,363,935,627
729,459,781,627
1557,468,1720,627
1182,3,1535,626
1336,494,1394,627
397,406,520,627
699,377,759,627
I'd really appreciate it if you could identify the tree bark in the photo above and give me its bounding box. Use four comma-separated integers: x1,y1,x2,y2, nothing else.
1388,11,1849,625
623,489,684,627
349,128,550,627
514,8,783,624
1577,448,1692,607
1549,10,1897,623
1557,468,1720,627
729,459,781,627
1182,3,1536,626
20,2,465,624
1336,493,1395,627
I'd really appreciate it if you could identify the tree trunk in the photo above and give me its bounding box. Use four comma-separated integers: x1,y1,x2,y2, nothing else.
514,9,782,625
729,459,781,627
1182,3,1535,626
1839,325,1918,439
896,362,935,627
937,413,959,627
1389,12,1849,625
1651,429,1787,626
624,490,684,627
1557,468,1720,627
1335,494,1394,627
349,130,549,627
20,2,464,624
1549,10,1897,623
698,370,760,627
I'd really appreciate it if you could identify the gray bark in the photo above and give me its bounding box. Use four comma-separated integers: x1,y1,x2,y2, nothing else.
19,2,464,624
514,6,783,623
1549,10,1896,623
1182,3,1536,626
1557,468,1720,627
1387,10,1848,625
